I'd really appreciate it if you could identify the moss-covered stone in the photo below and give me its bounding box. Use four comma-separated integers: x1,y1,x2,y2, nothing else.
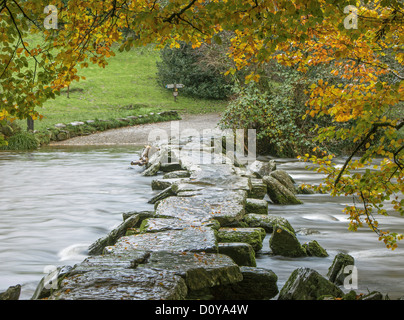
142,161,160,176
303,240,328,257
109,227,218,254
0,285,21,300
217,228,264,252
125,228,141,236
245,198,268,215
263,176,303,205
160,162,183,172
270,170,297,194
147,186,176,204
244,214,294,234
248,178,267,199
211,266,278,300
279,267,344,300
145,252,243,292
327,252,355,285
218,242,256,267
343,290,359,300
56,130,70,141
269,223,306,257
151,178,178,190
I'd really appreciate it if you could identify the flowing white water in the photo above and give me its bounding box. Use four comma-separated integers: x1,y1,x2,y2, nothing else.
0,147,403,299
256,157,404,299
0,146,155,299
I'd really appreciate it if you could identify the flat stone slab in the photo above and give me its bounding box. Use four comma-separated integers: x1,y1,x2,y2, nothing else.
154,190,246,226
138,217,213,233
144,251,243,291
45,251,188,300
106,227,218,254
189,164,250,191
151,178,186,190
49,267,187,300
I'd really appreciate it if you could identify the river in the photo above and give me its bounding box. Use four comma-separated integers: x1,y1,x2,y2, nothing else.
0,146,403,299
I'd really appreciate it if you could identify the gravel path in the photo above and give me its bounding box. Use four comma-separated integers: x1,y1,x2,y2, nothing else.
49,113,223,146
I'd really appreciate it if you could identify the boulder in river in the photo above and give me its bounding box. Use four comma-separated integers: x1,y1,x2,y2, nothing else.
263,175,303,205
269,222,306,257
244,214,294,234
270,170,297,194
327,252,355,285
0,284,21,300
145,251,243,293
278,267,344,300
303,240,328,257
154,191,246,226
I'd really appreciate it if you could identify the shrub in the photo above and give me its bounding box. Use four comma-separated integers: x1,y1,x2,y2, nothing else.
1,132,39,150
220,79,317,157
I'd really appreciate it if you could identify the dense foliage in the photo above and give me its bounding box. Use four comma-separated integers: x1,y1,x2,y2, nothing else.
156,42,232,100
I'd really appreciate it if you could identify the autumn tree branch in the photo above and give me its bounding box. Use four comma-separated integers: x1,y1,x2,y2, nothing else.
335,120,404,186
163,0,198,24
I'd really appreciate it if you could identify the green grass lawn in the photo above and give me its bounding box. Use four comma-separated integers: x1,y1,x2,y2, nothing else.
18,44,228,131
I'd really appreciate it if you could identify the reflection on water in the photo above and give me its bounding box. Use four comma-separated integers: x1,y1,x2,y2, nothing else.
0,148,403,299
0,146,155,299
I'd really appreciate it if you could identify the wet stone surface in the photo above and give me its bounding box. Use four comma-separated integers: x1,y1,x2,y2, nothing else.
106,227,218,254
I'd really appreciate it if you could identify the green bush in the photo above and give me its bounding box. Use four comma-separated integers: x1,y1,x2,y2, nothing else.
1,132,39,150
156,42,232,100
220,77,318,157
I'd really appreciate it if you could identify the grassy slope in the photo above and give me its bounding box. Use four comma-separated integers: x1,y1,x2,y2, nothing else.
18,45,228,131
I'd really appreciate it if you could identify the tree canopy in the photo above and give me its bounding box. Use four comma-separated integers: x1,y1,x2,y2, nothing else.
0,0,403,248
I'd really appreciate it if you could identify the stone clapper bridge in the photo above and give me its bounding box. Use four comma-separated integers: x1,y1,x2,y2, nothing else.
33,133,310,300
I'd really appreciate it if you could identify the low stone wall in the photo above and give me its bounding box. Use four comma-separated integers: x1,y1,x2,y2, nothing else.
35,110,181,146
25,132,386,301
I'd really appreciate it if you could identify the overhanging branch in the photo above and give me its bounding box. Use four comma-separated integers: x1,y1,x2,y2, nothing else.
334,120,404,186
